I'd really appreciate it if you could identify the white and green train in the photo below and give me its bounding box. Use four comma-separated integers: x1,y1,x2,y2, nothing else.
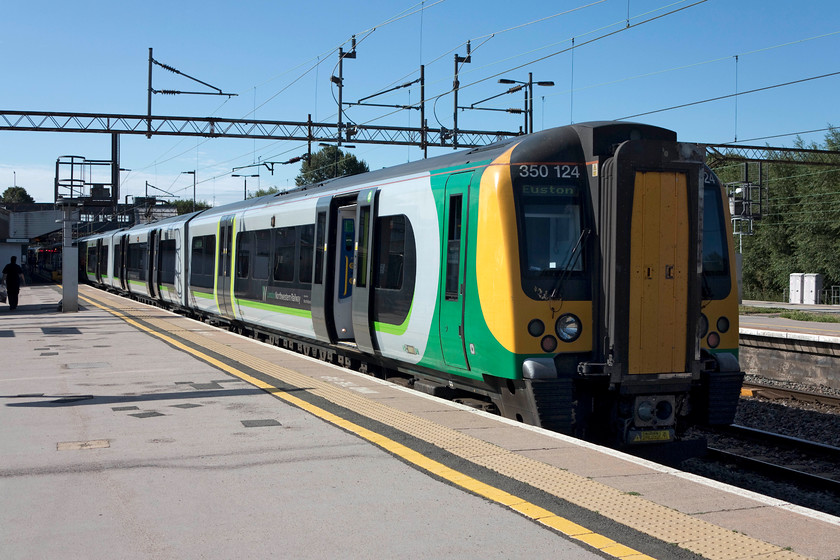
80,121,743,447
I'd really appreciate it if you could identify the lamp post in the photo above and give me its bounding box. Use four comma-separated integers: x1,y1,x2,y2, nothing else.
232,172,258,200
498,73,554,134
181,170,196,212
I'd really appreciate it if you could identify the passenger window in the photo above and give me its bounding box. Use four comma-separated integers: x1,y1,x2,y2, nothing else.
375,215,405,291
253,230,270,280
273,227,296,282
299,224,315,285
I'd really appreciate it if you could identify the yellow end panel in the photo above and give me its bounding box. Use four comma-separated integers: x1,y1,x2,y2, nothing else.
700,298,739,351
476,148,592,354
701,183,740,352
476,146,520,352
628,172,689,374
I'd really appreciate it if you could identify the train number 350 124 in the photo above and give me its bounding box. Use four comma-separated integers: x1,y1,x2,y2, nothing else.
518,164,581,179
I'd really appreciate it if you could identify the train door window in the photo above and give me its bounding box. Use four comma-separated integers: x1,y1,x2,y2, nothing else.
375,215,405,290
273,227,296,282
252,229,271,280
299,224,315,284
101,249,109,278
113,243,122,276
86,246,97,274
356,206,371,288
314,213,326,285
445,195,463,300
236,232,252,279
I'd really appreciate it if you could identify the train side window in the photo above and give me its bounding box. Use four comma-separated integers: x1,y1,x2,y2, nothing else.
190,235,215,289
236,232,251,279
127,243,147,282
299,224,315,285
314,213,326,285
375,215,405,290
253,229,270,280
445,195,463,301
273,227,296,283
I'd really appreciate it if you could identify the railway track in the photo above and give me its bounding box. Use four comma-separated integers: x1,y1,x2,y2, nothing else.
741,382,840,408
681,381,840,515
706,424,840,496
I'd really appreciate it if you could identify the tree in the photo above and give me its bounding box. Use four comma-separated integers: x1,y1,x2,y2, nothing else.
295,146,369,187
711,126,840,300
1,186,35,204
248,186,280,198
172,199,212,215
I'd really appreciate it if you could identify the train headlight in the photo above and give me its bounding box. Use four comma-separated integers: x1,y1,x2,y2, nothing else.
528,319,545,337
637,400,655,423
716,316,730,333
555,314,581,343
634,396,676,426
698,314,709,337
707,332,720,348
656,400,673,421
541,335,558,353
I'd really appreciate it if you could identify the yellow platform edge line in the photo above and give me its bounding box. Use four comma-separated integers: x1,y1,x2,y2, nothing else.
80,293,653,560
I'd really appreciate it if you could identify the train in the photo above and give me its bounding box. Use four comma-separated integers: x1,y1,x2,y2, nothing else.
79,121,744,448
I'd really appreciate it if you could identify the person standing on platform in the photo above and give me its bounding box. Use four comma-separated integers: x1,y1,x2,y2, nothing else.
2,256,25,310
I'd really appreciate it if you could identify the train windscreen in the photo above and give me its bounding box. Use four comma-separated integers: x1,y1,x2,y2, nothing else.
702,176,732,300
512,165,589,301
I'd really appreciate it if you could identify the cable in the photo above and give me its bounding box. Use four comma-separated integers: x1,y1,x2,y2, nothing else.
720,127,838,145
618,71,840,121
354,0,710,129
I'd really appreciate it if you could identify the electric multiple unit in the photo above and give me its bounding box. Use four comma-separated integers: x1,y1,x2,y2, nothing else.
80,121,743,446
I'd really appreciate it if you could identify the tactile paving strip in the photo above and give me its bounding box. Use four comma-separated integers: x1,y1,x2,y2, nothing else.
83,288,810,560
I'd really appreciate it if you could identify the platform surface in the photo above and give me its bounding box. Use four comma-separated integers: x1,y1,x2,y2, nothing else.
1,285,838,560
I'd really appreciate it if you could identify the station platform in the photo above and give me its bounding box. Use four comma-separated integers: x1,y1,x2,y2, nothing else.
2,285,838,560
741,300,840,339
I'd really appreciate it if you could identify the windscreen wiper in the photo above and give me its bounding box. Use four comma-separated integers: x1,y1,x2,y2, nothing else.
549,228,590,300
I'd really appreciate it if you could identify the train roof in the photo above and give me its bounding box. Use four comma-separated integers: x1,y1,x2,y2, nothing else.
93,121,679,236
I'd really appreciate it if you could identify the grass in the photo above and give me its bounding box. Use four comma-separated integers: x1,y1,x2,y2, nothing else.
739,305,840,323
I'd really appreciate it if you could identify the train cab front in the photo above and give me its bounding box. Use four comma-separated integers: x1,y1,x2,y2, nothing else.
474,126,596,434
572,123,745,447
473,122,743,447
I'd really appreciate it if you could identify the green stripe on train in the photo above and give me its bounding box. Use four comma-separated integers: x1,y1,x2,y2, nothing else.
236,297,312,318
374,301,413,336
192,290,215,300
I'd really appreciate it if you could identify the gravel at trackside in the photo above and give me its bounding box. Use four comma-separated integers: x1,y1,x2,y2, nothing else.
738,374,840,447
679,373,840,517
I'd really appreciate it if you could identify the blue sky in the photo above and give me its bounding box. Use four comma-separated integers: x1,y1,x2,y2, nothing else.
2,0,838,205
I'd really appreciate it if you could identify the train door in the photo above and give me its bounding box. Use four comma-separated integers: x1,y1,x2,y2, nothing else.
116,235,127,290
438,172,472,370
216,215,235,318
94,239,104,283
627,171,689,374
351,188,379,355
333,206,356,340
148,229,159,299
